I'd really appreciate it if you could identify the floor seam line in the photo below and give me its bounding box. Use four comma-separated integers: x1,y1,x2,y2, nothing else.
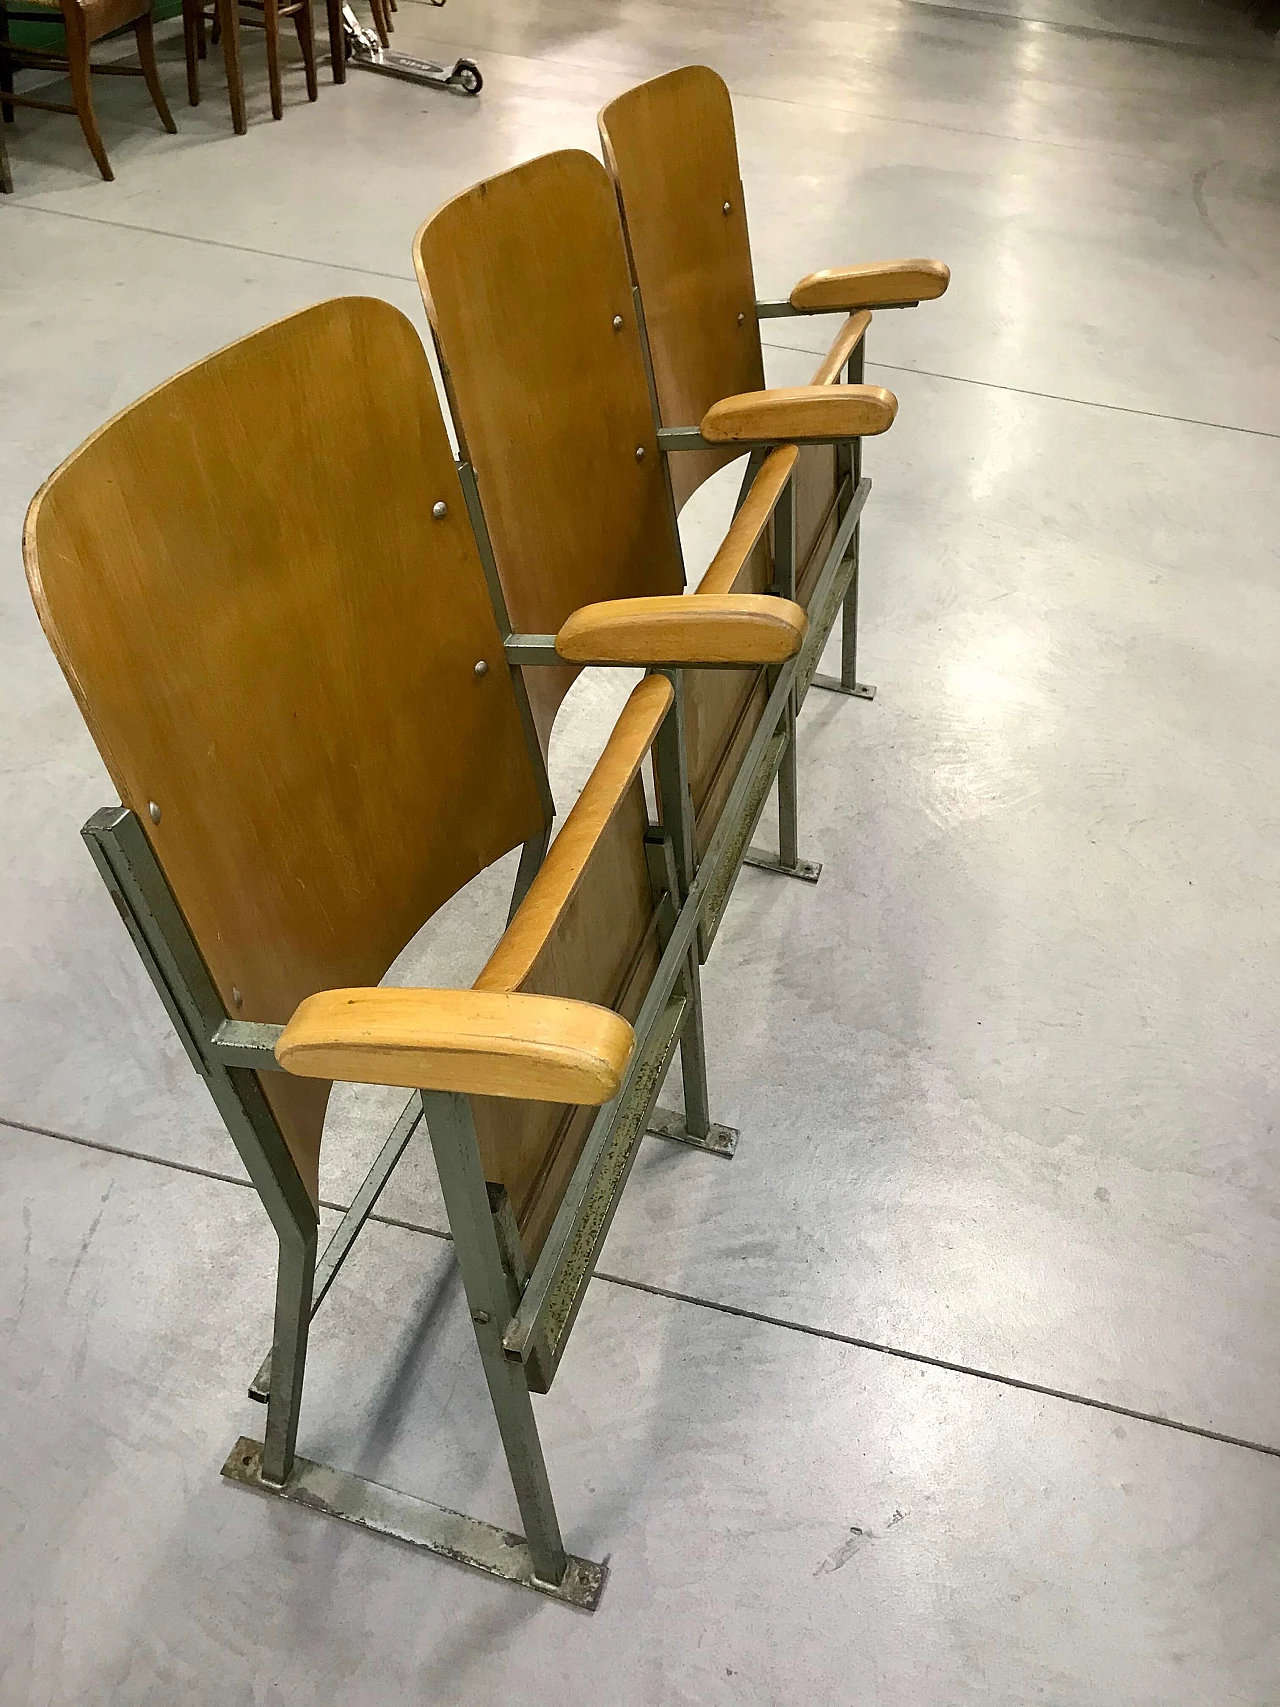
8,1112,1277,1461
2,202,414,285
593,1270,1280,1462
760,343,1280,439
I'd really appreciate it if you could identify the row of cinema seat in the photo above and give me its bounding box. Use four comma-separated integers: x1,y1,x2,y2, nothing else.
24,67,949,1607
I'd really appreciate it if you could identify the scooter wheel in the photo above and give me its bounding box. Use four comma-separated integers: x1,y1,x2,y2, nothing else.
451,58,482,94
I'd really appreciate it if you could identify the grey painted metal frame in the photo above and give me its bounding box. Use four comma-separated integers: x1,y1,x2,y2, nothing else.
82,805,612,1604
811,337,876,702
81,634,730,1604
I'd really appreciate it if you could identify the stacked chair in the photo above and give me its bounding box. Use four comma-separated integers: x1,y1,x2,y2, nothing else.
23,67,948,1608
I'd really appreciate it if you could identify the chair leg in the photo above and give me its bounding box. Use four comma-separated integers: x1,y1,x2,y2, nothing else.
217,0,246,134
196,3,207,56
64,10,112,181
2,7,18,126
293,0,317,102
183,0,201,105
264,0,283,119
260,1221,317,1487
0,129,11,194
135,15,177,133
368,0,390,49
422,1091,570,1589
325,0,343,82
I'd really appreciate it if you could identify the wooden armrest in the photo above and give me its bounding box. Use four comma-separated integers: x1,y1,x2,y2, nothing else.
789,259,950,313
700,386,897,445
810,311,872,387
556,594,807,666
276,987,634,1105
476,675,673,993
697,446,798,598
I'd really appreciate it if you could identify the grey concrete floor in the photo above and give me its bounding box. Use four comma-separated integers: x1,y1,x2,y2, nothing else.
2,0,1280,1700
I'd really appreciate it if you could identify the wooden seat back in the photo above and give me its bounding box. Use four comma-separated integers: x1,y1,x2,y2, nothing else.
415,149,770,855
599,65,764,514
24,297,546,1205
600,65,844,621
415,150,686,756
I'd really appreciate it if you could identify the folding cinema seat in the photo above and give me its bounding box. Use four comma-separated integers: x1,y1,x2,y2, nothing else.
599,63,951,702
23,295,806,1605
415,148,896,970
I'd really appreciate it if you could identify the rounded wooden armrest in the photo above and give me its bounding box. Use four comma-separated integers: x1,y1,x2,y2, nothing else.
276,988,635,1105
700,386,897,445
789,260,951,313
556,594,808,666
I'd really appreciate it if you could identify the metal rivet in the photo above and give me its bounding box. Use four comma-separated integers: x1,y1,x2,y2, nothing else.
232,987,243,1009
612,314,624,330
723,199,732,214
432,500,448,520
471,1309,491,1325
737,311,746,326
148,801,161,824
635,446,646,462
474,659,488,678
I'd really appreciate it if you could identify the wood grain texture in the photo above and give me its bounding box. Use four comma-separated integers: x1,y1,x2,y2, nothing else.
701,384,898,443
789,260,951,312
477,676,672,996
414,150,684,755
556,594,806,666
810,311,873,387
696,445,797,597
475,676,671,1256
275,987,634,1105
599,65,764,511
24,297,544,1204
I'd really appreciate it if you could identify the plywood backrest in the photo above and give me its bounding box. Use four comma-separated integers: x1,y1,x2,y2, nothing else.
415,149,685,753
600,65,766,513
25,297,545,1201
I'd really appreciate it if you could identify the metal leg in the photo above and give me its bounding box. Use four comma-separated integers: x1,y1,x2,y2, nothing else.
249,1094,422,1403
261,1221,316,1484
744,476,823,884
813,340,876,702
646,945,738,1158
644,702,739,1157
420,1090,574,1589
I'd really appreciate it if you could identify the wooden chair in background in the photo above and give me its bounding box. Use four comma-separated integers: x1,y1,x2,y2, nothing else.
0,0,175,181
182,0,317,132
599,64,951,703
416,149,892,976
24,295,803,1605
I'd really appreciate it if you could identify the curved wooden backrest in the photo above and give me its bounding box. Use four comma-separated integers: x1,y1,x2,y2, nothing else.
415,149,685,754
24,297,545,1203
599,65,765,513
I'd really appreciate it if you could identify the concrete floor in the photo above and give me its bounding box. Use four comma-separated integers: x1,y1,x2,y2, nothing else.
3,0,1280,1700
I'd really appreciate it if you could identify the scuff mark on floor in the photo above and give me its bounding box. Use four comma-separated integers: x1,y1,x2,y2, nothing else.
14,1200,32,1324
64,1180,114,1297
815,1511,907,1575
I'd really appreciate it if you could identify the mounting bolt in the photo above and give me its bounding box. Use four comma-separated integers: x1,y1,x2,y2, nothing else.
232,987,243,1009
474,659,489,678
612,314,624,330
635,446,646,461
471,1309,491,1325
432,500,448,520
148,802,161,824
722,199,732,214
